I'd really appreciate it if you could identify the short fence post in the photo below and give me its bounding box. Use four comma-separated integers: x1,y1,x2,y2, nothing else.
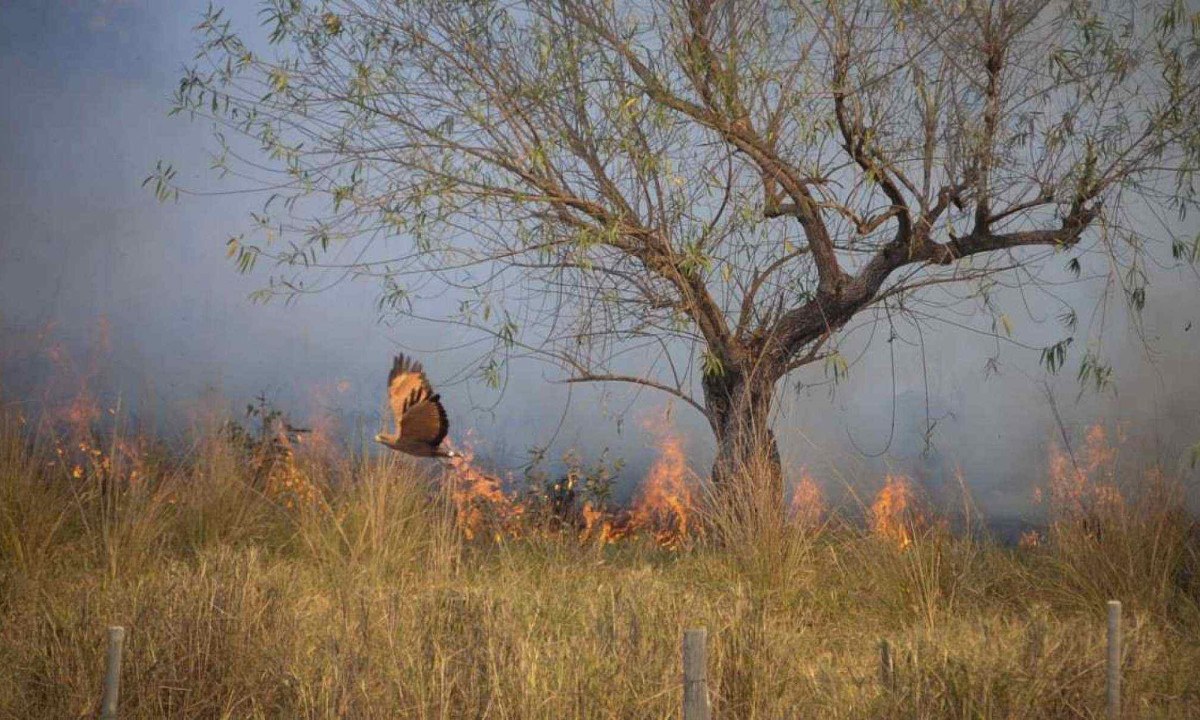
100,626,125,720
878,638,894,690
1107,601,1121,720
682,628,710,720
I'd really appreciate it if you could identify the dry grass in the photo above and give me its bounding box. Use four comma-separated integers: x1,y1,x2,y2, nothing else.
1,408,1198,719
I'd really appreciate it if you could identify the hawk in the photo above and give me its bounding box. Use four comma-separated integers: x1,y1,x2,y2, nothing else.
374,354,457,458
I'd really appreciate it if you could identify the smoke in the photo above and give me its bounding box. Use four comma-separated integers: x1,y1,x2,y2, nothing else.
2,1,1197,522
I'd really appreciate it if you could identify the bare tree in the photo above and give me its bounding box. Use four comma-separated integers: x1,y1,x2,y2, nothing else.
156,0,1200,498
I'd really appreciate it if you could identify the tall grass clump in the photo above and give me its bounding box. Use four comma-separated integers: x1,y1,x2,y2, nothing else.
0,401,463,718
0,410,67,580
1029,427,1200,618
700,447,818,594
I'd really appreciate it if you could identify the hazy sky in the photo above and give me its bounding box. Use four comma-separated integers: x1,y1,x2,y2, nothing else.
2,0,1197,518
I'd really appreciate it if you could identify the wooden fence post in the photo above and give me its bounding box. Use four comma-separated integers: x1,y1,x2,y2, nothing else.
1107,600,1121,720
100,626,125,720
682,628,710,720
878,638,894,690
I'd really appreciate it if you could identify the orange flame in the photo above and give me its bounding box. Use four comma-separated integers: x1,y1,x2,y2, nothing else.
870,474,925,549
1018,530,1042,549
628,417,696,548
438,414,699,548
789,469,824,527
25,318,153,492
41,325,105,439
258,424,321,509
1041,423,1126,529
445,432,522,541
580,500,626,544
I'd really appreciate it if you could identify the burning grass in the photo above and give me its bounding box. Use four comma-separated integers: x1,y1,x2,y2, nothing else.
0,394,1198,717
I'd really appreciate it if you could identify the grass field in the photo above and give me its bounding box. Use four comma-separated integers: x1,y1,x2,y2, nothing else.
1,405,1198,719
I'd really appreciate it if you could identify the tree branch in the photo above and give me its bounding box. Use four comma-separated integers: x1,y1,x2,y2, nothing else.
560,373,705,416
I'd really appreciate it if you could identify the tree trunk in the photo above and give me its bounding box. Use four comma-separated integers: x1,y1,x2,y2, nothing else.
703,368,785,516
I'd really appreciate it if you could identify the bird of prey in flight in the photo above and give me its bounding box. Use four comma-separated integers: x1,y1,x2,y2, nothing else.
374,354,457,458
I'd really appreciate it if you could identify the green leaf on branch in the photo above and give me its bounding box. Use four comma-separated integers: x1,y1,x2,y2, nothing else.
701,351,725,378
1040,338,1073,374
1171,235,1200,264
1077,351,1114,395
481,359,502,390
824,352,849,383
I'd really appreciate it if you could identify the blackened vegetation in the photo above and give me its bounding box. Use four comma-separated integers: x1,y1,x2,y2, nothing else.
521,450,622,531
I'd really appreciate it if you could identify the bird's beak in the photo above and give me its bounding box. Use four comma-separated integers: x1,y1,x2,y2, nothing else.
373,434,384,444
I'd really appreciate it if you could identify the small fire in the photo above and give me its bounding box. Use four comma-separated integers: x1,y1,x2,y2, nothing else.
1019,530,1042,549
789,469,824,527
24,319,154,494
294,379,349,463
580,500,626,544
114,436,151,488
258,425,321,509
45,417,150,494
870,474,926,549
65,390,102,435
1042,423,1126,530
445,432,522,541
627,417,696,548
40,325,105,439
438,413,698,548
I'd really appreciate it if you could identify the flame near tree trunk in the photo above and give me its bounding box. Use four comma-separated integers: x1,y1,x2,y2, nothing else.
17,317,1183,559
628,419,696,548
439,414,700,547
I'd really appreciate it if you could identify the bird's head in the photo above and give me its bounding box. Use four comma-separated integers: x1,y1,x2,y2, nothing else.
373,432,390,445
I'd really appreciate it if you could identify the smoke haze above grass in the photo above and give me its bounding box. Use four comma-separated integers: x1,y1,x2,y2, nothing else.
1,0,1197,518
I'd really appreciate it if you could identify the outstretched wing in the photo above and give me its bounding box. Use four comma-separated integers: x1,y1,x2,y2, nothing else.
387,354,432,434
399,388,450,448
